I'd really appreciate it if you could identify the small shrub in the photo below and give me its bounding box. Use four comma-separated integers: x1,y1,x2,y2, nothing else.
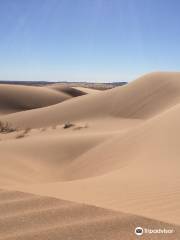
0,121,16,134
16,133,25,139
63,122,74,129
23,128,31,134
15,128,31,139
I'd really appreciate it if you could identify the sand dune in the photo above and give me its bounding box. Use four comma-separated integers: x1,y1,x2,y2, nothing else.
0,131,110,185
0,189,179,240
1,72,180,238
48,84,87,97
72,86,101,94
2,72,180,128
59,102,180,180
3,103,180,225
0,84,71,115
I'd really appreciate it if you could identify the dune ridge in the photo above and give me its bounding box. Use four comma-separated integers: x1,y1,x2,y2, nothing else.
2,72,180,128
0,84,71,115
47,84,87,97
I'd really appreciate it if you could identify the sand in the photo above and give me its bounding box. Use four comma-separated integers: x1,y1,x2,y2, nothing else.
0,189,179,240
0,84,72,115
0,72,180,239
47,84,87,97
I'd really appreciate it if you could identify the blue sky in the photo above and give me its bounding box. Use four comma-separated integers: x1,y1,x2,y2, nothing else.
0,0,180,82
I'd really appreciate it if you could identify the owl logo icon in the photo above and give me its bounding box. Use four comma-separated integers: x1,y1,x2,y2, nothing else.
135,227,143,236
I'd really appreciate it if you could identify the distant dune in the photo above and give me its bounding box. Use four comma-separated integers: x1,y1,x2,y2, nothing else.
0,84,71,115
47,84,87,97
2,72,180,127
0,72,180,239
72,86,101,94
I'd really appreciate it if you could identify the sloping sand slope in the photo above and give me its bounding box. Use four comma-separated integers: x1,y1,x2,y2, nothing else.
48,84,87,97
2,72,180,128
4,104,180,224
0,84,71,115
58,102,180,180
72,86,101,94
0,189,179,240
0,131,110,185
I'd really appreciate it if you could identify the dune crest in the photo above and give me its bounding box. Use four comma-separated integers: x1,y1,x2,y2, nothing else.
0,84,71,115
2,72,180,128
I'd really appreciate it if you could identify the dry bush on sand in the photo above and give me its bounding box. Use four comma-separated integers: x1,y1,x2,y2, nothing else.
63,122,74,129
16,128,31,139
0,121,16,134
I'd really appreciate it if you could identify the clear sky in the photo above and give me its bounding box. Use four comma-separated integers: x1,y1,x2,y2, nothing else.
0,0,180,82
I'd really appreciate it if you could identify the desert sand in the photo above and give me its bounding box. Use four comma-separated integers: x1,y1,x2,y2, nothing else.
0,72,180,239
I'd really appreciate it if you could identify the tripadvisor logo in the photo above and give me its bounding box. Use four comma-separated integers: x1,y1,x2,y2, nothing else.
135,227,143,236
134,226,175,236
